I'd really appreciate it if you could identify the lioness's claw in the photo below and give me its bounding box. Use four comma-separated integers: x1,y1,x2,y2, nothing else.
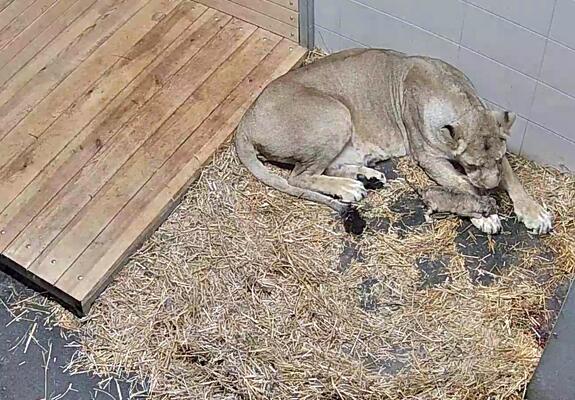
516,204,553,235
471,214,502,234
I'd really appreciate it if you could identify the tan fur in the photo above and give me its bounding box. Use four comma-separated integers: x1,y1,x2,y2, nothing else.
419,186,497,220
235,49,552,234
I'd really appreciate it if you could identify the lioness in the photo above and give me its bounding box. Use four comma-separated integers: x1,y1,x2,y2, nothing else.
235,48,552,235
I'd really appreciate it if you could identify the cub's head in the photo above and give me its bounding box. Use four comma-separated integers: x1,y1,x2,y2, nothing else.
441,109,515,189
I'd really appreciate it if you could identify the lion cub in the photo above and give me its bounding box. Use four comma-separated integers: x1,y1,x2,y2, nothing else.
419,186,497,221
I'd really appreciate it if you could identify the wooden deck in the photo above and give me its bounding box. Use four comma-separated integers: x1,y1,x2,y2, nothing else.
0,0,306,316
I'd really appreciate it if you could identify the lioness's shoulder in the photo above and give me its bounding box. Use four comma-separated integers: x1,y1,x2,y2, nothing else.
296,48,407,71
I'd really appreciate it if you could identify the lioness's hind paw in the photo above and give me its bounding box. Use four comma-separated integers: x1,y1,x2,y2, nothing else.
335,180,367,203
471,214,502,234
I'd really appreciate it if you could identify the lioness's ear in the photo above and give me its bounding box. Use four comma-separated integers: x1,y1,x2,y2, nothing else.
454,138,467,156
491,110,516,130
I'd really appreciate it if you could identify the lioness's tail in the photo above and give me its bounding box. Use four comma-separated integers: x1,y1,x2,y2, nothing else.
235,128,346,214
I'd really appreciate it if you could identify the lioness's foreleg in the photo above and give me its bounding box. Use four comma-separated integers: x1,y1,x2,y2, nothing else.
500,156,552,234
419,158,502,234
419,158,478,193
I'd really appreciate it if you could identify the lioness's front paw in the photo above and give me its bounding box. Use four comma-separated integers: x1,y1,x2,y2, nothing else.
471,214,502,234
336,179,367,203
515,202,553,234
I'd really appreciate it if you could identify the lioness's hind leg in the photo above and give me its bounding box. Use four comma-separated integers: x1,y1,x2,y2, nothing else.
274,88,369,203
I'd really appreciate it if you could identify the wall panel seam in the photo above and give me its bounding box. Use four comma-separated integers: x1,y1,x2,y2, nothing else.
520,0,559,151
345,0,460,45
525,119,575,146
458,0,554,39
315,24,366,47
315,23,369,47
547,37,575,56
331,0,561,86
318,19,575,106
315,25,575,146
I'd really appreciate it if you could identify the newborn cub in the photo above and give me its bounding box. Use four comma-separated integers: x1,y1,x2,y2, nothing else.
419,186,497,222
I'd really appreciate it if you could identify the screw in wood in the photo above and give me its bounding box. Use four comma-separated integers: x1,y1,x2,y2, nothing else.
0,230,5,235
25,244,31,249
51,259,56,265
77,275,84,281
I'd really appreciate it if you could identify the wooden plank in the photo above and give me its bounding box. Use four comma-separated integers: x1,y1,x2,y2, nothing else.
4,18,255,268
0,0,150,143
0,0,182,173
0,0,35,32
0,8,223,252
223,0,298,27
268,0,297,11
0,1,16,14
196,0,297,40
0,252,87,316
58,40,307,308
0,0,58,50
31,28,281,282
0,2,209,211
0,0,138,106
0,0,79,69
0,0,96,83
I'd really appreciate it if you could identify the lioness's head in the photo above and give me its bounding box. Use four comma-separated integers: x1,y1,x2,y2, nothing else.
443,110,516,189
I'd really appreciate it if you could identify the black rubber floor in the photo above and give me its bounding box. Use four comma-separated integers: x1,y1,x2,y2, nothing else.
527,280,575,400
0,271,146,400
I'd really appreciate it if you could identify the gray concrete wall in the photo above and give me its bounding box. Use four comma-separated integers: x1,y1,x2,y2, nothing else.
314,0,575,173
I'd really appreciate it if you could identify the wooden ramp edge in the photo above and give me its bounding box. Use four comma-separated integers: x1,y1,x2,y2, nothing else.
0,0,306,316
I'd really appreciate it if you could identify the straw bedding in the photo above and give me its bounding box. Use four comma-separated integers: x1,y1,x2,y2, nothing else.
43,51,575,399
46,143,574,399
